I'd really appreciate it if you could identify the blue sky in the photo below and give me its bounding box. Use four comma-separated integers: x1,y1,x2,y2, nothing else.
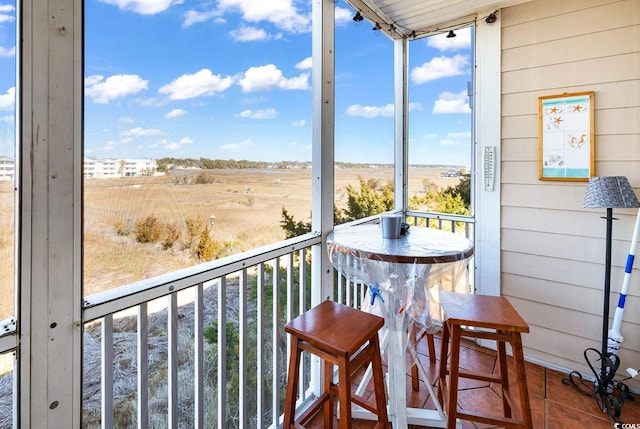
0,1,15,160
0,0,472,166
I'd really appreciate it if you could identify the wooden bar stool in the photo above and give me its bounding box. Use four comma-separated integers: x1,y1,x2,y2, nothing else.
282,300,389,429
437,295,533,429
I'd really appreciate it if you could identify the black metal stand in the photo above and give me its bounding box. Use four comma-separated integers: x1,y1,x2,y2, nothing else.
602,207,614,386
563,209,633,422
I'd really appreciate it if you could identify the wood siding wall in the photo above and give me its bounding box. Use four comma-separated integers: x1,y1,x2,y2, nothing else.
500,0,640,385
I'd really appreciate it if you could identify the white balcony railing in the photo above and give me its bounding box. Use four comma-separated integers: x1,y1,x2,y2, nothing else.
0,320,17,429
82,232,323,429
0,213,474,429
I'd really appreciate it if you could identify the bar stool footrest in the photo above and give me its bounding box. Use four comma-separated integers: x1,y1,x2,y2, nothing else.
295,393,332,426
457,409,525,429
455,368,502,384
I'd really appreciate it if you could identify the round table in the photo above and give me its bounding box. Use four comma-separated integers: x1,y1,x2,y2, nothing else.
327,223,474,428
327,223,474,332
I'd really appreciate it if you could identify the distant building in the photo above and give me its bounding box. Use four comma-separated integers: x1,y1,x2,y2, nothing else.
84,158,157,178
0,157,158,181
440,169,462,178
0,157,15,181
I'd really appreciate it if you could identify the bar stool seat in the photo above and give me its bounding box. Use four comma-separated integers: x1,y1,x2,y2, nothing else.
282,300,389,429
437,295,533,429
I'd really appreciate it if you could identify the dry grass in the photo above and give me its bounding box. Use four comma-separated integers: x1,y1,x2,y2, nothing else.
0,180,14,321
0,166,459,317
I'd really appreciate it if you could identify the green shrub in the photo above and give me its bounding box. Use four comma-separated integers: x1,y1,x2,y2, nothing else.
134,215,163,243
183,216,204,251
113,221,131,236
280,207,311,239
197,226,217,261
162,223,181,249
194,172,213,184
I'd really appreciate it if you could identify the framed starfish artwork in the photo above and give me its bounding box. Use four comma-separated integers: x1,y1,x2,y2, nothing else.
538,91,595,181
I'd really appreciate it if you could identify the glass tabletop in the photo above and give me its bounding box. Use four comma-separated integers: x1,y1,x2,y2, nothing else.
327,222,475,331
327,223,474,264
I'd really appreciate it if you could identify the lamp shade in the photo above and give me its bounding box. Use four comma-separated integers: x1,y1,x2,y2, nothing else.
584,176,640,209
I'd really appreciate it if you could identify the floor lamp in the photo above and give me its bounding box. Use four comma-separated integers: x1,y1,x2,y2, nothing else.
572,176,640,418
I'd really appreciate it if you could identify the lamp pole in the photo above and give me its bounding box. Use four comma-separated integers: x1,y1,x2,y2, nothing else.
599,208,614,402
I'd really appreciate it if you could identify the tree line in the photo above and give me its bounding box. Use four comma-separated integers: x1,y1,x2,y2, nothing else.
155,157,460,172
281,174,471,237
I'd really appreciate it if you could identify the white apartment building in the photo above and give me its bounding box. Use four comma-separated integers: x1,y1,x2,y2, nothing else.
83,158,157,178
0,157,14,181
0,157,158,180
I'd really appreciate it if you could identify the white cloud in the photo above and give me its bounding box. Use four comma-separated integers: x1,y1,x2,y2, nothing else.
149,137,191,151
334,6,353,26
291,119,306,127
161,140,181,150
218,0,310,33
229,25,268,42
0,87,15,111
237,64,309,92
427,28,472,51
296,57,312,70
344,102,421,118
98,0,183,15
119,116,136,124
0,114,13,123
183,9,220,28
158,69,234,100
85,74,148,104
165,109,187,119
0,4,15,23
136,97,166,107
408,102,423,112
437,131,471,147
235,108,277,119
120,127,162,137
239,96,268,106
221,138,255,153
410,54,469,84
432,90,471,114
0,46,15,57
346,103,394,118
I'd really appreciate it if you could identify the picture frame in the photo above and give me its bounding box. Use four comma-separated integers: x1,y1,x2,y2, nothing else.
538,91,595,181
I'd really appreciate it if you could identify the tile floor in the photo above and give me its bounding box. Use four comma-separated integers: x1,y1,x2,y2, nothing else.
305,333,640,428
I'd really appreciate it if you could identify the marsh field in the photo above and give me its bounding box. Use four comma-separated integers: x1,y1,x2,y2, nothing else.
0,165,462,318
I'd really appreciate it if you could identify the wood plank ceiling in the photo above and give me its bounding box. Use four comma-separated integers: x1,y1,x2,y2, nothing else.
342,0,533,38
